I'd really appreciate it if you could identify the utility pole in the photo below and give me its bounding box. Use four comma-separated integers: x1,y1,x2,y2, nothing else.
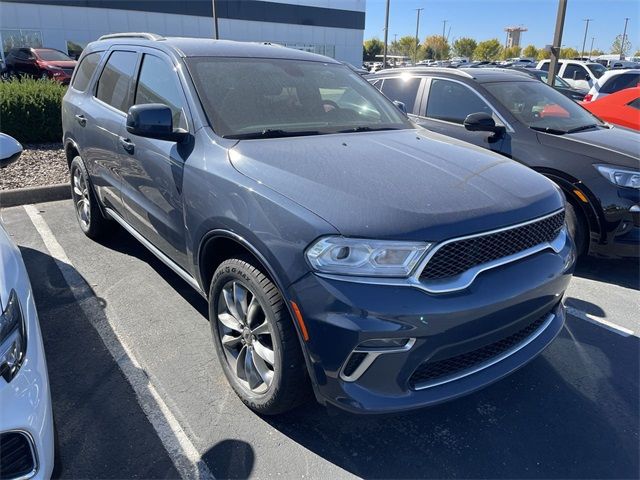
382,0,390,68
440,20,448,60
589,36,595,59
442,19,447,39
414,8,424,64
211,0,219,39
620,17,630,59
548,0,567,87
580,18,592,60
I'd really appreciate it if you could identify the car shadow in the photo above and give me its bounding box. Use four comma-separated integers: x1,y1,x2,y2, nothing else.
573,255,639,290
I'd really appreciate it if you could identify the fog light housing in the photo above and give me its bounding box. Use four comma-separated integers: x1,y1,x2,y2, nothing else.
0,290,27,383
358,338,411,349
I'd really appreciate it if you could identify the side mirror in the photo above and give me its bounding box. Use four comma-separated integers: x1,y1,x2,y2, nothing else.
463,112,504,134
126,104,187,143
393,100,407,114
0,133,23,168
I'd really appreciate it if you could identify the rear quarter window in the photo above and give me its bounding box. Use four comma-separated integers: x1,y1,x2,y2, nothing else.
601,73,640,94
71,51,102,92
95,50,138,112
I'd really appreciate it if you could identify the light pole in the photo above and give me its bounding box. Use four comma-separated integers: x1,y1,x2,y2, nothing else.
211,0,219,39
620,17,630,59
580,18,592,60
414,8,424,64
382,0,390,68
589,36,595,59
441,20,448,60
548,0,567,86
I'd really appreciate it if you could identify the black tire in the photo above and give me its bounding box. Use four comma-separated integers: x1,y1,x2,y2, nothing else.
565,201,587,256
209,257,310,415
69,156,110,239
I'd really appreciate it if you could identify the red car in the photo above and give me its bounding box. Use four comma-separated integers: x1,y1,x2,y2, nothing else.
4,47,77,84
581,87,640,131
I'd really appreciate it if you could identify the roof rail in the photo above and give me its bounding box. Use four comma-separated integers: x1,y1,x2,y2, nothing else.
98,32,164,41
372,66,474,78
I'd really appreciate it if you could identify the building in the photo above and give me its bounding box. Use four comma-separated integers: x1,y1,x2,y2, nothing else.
0,0,365,65
504,26,527,48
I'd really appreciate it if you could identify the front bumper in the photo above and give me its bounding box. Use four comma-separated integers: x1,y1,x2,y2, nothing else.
289,235,574,414
591,202,640,258
0,286,54,479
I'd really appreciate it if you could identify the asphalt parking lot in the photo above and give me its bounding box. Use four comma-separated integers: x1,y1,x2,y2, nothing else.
2,199,638,479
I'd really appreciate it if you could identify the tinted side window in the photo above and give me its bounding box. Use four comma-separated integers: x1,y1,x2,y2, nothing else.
601,73,640,94
134,54,186,127
71,52,102,92
628,97,640,110
380,77,421,112
96,51,138,112
539,62,550,72
425,79,492,123
562,64,587,80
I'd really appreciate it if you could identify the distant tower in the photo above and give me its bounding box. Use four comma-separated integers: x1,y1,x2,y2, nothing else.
504,26,528,49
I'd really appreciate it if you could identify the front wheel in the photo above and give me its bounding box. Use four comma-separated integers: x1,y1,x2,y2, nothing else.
565,201,587,256
209,257,310,415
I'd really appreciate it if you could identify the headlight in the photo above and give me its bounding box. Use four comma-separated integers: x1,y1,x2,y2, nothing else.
306,237,431,277
0,290,27,383
595,164,640,189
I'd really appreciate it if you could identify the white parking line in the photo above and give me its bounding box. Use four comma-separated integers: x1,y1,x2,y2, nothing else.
23,204,215,480
565,305,634,337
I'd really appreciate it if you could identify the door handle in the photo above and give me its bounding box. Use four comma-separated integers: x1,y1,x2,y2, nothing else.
119,136,135,153
75,114,87,127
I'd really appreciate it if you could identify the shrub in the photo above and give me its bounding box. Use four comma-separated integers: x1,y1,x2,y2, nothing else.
0,78,66,144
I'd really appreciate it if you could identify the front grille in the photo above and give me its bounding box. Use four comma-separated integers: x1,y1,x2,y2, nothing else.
0,432,36,479
409,313,548,389
420,210,565,280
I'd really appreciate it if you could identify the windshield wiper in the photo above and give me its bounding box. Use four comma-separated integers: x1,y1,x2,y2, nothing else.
224,129,322,140
336,126,401,133
565,124,604,134
529,126,567,135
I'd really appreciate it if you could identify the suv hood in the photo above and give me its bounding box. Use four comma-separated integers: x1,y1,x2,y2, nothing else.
229,129,563,241
536,126,640,169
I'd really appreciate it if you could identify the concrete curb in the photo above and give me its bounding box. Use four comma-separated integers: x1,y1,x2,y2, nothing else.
0,183,70,208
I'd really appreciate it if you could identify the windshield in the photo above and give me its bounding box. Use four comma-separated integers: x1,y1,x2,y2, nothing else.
485,81,603,133
186,57,412,138
586,63,607,79
35,49,73,61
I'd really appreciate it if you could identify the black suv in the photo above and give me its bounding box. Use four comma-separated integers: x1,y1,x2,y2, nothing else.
62,34,574,414
369,67,639,258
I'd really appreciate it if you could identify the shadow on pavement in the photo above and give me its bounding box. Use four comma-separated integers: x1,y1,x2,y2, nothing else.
20,246,181,479
573,256,639,290
201,439,255,479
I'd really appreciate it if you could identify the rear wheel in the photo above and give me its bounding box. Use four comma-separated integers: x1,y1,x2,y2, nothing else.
565,201,587,256
208,257,310,415
70,156,110,239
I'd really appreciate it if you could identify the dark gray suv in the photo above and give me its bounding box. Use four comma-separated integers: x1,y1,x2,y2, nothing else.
62,33,575,414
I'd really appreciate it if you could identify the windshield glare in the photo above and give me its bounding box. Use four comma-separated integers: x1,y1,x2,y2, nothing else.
485,81,602,132
36,49,73,61
186,57,411,138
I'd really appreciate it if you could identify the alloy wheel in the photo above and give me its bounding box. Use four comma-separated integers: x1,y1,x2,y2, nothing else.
72,167,91,229
216,281,275,394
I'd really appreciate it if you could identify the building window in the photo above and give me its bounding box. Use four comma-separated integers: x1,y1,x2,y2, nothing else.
1,29,43,59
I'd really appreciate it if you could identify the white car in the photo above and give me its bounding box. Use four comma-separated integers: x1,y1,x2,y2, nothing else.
0,134,54,480
583,69,640,102
536,59,607,90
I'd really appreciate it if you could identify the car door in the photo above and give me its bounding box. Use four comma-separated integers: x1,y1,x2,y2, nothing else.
562,64,591,90
13,49,35,76
118,50,192,268
82,49,139,214
413,77,507,152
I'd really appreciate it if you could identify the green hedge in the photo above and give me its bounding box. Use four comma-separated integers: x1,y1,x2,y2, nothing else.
0,78,67,144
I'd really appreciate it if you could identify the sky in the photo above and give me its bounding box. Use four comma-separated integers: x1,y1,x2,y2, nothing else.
364,0,640,54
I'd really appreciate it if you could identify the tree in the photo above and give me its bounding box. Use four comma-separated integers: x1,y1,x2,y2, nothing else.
503,46,522,60
522,44,538,59
363,38,384,62
423,35,450,60
560,47,579,58
537,48,551,60
611,34,632,57
474,39,502,61
392,35,424,61
452,37,477,59
634,50,640,58
590,48,605,57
